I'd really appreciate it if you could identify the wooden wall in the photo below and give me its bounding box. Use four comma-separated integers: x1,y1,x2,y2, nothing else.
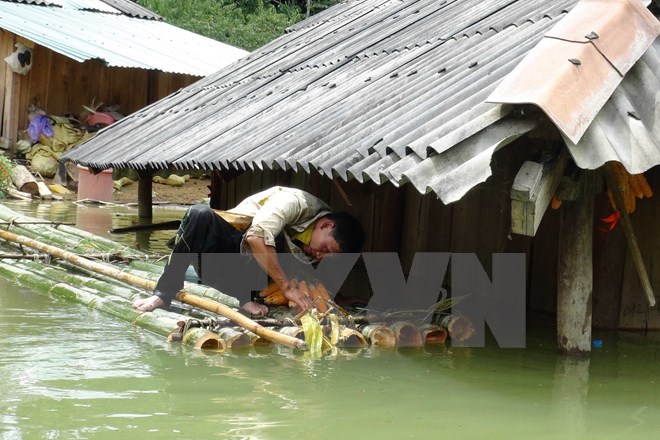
0,29,198,148
211,141,660,330
527,166,660,330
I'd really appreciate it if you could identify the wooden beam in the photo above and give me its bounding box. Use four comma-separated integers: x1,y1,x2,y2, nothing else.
557,171,594,355
511,150,568,236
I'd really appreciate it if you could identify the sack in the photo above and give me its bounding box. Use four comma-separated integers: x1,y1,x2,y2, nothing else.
4,43,32,75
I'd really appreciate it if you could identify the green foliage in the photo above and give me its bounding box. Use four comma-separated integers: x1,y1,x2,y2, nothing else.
136,0,304,51
0,154,16,194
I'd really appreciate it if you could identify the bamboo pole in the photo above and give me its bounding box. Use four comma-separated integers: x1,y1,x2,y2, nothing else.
216,327,252,348
16,260,143,303
0,260,222,350
0,221,75,226
0,229,307,350
13,259,197,324
278,326,304,339
438,314,475,342
603,163,656,307
178,292,308,350
359,324,396,348
390,321,423,348
338,328,368,347
419,324,448,345
178,327,226,350
129,259,166,274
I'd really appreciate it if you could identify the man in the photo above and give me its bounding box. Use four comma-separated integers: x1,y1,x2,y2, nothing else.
133,186,364,315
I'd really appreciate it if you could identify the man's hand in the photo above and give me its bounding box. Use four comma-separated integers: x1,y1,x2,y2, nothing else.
241,301,269,316
283,286,313,312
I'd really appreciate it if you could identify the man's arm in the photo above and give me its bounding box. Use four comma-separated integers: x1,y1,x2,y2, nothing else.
245,235,313,311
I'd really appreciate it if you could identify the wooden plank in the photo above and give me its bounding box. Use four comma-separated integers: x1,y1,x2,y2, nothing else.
425,196,453,252
36,181,52,200
400,186,430,273
511,150,568,236
95,61,113,111
66,58,89,116
450,189,481,253
16,47,32,132
3,66,21,150
371,183,403,253
0,30,13,142
154,71,170,102
108,67,130,113
26,44,52,112
528,206,560,315
47,51,71,115
592,192,626,329
127,69,148,113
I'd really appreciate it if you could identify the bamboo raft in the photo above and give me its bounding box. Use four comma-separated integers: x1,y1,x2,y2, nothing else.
0,204,473,355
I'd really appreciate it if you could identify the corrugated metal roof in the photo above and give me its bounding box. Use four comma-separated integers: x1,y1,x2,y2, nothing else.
48,0,120,14
62,0,660,202
488,0,660,144
5,0,162,19
564,38,660,174
96,0,162,19
0,1,247,76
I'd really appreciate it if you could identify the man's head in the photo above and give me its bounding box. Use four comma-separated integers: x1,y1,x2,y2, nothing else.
306,212,365,259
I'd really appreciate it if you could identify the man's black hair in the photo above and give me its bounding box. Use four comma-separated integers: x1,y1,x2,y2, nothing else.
323,212,365,253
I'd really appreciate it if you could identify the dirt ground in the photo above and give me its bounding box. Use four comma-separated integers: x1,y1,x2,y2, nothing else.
111,176,212,206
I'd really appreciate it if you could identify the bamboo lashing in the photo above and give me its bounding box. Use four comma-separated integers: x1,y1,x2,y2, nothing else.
0,228,309,350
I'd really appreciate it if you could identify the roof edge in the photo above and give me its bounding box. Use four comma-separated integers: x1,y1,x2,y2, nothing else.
486,0,660,144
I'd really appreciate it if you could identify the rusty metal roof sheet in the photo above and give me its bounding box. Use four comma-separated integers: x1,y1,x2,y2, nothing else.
0,0,247,76
63,0,660,202
564,38,660,174
488,0,660,144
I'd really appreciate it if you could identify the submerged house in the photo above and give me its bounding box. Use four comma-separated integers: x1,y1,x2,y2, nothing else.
63,0,660,353
0,0,247,151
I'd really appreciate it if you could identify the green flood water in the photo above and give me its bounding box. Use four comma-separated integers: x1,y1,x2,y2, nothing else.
0,201,659,439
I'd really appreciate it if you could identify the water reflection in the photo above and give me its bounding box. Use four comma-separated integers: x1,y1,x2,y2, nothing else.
552,357,590,439
2,200,184,254
75,205,113,237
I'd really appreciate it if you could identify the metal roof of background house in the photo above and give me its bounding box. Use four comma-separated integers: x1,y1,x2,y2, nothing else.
5,0,160,18
62,0,660,203
0,0,248,76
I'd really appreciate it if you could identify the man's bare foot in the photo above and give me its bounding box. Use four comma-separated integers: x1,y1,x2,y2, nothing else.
241,301,269,316
133,295,165,312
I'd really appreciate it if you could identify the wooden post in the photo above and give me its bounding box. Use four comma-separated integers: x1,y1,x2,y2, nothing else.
557,171,595,355
137,169,153,219
209,169,222,209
